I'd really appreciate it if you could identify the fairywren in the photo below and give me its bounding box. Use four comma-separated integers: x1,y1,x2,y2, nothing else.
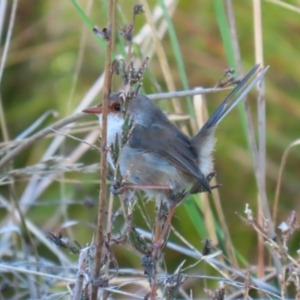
83,65,267,206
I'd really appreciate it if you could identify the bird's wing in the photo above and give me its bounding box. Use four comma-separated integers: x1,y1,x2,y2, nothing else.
128,122,211,191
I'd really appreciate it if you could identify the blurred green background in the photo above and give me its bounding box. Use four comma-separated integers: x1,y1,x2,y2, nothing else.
1,0,300,298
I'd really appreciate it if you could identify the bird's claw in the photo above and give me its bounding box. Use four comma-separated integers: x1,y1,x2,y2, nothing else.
110,183,125,194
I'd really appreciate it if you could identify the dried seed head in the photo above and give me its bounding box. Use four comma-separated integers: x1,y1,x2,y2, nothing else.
133,3,144,15
120,24,134,42
93,26,111,41
202,239,212,256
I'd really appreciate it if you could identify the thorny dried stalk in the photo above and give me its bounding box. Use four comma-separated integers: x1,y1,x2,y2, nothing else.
93,4,194,296
75,4,151,299
72,248,87,299
90,0,115,299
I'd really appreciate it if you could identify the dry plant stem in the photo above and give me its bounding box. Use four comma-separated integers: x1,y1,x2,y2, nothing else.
150,262,158,300
91,1,115,300
150,250,158,300
0,113,85,169
106,191,114,237
273,140,300,224
0,0,17,84
0,0,18,152
242,269,251,300
280,264,287,299
268,0,300,13
9,181,41,297
156,204,175,248
154,214,162,245
73,250,87,300
150,270,158,300
253,0,266,280
150,205,176,300
226,270,278,299
148,87,231,100
9,182,40,261
50,128,101,151
151,204,167,298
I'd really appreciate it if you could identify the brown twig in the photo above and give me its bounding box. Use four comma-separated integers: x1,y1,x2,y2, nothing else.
153,205,175,254
91,1,115,300
273,140,300,225
150,204,176,299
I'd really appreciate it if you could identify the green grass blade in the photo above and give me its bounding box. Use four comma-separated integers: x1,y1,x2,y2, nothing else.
184,196,208,238
70,0,106,49
213,0,236,69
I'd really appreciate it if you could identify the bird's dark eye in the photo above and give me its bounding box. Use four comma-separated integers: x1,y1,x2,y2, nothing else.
113,103,121,112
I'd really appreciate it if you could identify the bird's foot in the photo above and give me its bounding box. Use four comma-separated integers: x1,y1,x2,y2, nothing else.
152,204,176,257
110,182,126,194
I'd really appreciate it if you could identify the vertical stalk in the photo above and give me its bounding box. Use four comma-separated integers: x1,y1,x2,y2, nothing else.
91,0,115,299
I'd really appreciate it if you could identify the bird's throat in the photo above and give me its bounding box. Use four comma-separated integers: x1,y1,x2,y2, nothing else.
97,113,124,168
98,113,124,146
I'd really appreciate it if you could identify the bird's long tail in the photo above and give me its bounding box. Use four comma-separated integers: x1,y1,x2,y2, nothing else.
196,64,268,135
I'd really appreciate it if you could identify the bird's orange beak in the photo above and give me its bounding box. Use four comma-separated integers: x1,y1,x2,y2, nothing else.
82,105,102,114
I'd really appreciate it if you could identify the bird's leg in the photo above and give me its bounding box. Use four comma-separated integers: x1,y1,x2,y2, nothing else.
153,203,176,257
